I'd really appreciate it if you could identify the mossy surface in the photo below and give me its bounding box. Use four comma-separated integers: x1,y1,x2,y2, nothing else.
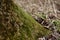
0,0,51,40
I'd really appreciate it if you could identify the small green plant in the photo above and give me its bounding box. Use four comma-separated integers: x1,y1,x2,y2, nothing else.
53,20,60,31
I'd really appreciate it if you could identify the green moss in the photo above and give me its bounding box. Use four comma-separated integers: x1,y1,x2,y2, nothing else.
12,3,51,40
0,0,51,40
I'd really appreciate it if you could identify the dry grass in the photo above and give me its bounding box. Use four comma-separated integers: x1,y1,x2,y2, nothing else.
15,0,60,40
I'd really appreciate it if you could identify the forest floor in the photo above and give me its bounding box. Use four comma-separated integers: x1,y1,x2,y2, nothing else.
15,0,60,40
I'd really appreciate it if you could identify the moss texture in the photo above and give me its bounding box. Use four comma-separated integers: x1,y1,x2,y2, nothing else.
0,0,51,40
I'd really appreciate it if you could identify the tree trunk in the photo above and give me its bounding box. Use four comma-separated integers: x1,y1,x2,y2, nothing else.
0,0,51,40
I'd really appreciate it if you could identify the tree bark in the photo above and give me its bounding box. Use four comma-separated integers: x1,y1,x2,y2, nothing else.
0,0,51,40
